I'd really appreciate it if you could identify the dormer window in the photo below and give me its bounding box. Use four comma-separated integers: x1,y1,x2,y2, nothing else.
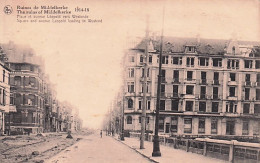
232,46,236,55
185,46,196,53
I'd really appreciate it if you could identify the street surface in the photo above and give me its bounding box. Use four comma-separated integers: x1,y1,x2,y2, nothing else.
47,133,152,163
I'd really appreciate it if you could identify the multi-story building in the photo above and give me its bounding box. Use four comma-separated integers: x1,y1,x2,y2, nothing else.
2,42,46,134
123,37,260,138
0,46,11,135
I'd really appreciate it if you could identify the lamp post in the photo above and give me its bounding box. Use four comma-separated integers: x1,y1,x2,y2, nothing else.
121,96,125,141
152,6,165,157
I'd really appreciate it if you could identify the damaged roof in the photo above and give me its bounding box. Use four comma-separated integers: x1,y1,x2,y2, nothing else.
134,36,260,55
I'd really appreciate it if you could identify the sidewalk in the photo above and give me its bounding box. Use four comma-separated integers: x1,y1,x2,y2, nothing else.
115,136,227,163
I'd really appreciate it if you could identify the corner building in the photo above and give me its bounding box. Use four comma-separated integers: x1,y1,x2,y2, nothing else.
123,37,260,137
2,42,45,134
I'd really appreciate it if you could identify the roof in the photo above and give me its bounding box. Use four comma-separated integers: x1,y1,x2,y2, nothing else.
134,36,260,55
0,42,44,66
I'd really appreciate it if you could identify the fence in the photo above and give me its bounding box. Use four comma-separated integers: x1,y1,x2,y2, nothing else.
129,132,260,163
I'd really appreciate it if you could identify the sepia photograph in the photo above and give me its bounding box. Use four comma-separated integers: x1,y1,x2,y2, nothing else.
0,0,259,162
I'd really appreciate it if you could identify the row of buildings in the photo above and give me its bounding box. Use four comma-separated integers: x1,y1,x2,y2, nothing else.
0,42,82,135
111,36,260,139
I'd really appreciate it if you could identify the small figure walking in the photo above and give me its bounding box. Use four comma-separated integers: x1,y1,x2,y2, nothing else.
100,130,102,138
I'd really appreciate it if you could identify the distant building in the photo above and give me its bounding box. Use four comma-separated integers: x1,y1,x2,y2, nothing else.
122,37,260,137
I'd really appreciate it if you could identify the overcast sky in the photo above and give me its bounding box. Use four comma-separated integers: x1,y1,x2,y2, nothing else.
0,0,259,128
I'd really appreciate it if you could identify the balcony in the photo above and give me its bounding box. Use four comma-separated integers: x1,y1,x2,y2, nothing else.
227,80,237,86
255,82,260,87
227,96,238,101
199,94,207,100
199,79,207,85
185,78,196,84
212,80,220,85
140,77,151,82
167,93,180,98
243,81,253,87
172,78,180,84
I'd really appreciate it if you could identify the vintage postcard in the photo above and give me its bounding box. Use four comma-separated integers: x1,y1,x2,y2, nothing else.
0,0,259,162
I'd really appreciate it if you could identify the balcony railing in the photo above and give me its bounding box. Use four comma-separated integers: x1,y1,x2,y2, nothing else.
244,81,253,87
213,80,220,85
200,79,207,85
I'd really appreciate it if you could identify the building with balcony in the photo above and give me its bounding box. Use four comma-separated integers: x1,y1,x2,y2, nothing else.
122,37,260,138
2,42,46,134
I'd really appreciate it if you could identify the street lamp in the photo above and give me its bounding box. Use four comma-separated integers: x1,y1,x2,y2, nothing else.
152,6,165,157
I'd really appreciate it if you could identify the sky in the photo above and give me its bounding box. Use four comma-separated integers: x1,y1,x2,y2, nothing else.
0,0,259,128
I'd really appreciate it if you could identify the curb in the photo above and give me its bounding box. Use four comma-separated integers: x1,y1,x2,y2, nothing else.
112,136,159,163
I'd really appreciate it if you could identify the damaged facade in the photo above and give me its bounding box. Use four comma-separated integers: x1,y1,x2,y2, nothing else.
0,42,82,135
122,37,260,138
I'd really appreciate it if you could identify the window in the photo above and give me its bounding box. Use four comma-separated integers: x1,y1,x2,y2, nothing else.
138,101,142,110
256,61,260,69
213,58,222,67
198,119,205,133
200,86,206,99
211,119,218,134
186,46,195,53
199,102,206,112
161,84,165,96
29,77,36,87
30,65,34,71
186,57,194,67
184,118,192,133
185,101,193,111
245,74,251,86
14,76,21,86
10,93,14,105
162,56,169,64
226,121,235,135
140,55,144,63
212,102,219,112
149,55,152,64
127,82,134,93
213,72,219,85
15,64,21,71
245,88,250,100
173,85,178,97
244,60,253,68
173,70,179,82
128,99,133,108
126,116,132,124
242,121,249,135
172,57,182,65
201,72,207,83
159,117,164,132
232,46,235,55
226,102,237,113
227,59,239,69
213,87,218,99
129,55,135,62
230,73,236,81
199,57,209,66
3,70,5,83
171,117,178,133
139,117,141,123
187,71,193,81
161,69,166,82
229,87,236,97
243,103,250,114
256,89,260,100
147,101,150,110
186,85,194,95
171,100,179,111
255,104,260,114
128,68,134,78
160,100,165,110
146,117,150,124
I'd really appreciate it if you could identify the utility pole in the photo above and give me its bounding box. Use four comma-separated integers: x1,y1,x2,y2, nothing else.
152,5,165,157
140,16,149,149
